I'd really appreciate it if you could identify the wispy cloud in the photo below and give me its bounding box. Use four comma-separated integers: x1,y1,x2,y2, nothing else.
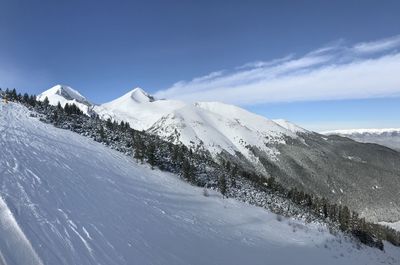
155,35,400,105
353,35,400,54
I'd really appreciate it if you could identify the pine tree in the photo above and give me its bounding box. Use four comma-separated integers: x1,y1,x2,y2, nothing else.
23,93,29,103
106,118,113,129
53,111,59,122
43,96,50,107
11,88,17,100
322,199,328,218
228,164,238,188
120,121,126,130
133,134,144,162
98,126,106,141
29,95,36,106
182,158,193,182
339,205,351,231
266,176,276,190
146,142,156,168
219,174,227,197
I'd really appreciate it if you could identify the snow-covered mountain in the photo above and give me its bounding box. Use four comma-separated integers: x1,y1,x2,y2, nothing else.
93,88,308,172
36,85,400,222
322,128,400,151
40,85,305,172
148,102,305,172
37,85,92,115
93,88,185,130
2,101,400,265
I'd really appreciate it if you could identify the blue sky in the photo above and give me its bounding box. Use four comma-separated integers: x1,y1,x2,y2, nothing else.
1,0,400,131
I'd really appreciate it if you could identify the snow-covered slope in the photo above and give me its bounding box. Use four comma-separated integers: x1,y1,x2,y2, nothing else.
1,102,399,265
149,102,306,171
37,85,92,114
93,88,185,130
273,118,308,133
91,86,309,170
323,128,400,151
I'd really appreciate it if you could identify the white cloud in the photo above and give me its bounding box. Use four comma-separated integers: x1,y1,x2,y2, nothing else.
237,54,294,69
353,35,400,54
155,35,400,105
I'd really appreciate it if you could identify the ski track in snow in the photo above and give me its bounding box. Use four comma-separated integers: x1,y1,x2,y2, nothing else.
0,101,400,265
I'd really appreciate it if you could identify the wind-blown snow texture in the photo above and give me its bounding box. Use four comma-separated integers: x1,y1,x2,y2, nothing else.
1,102,399,264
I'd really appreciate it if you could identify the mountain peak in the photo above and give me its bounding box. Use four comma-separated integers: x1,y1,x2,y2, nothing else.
39,84,90,105
128,87,155,103
37,85,92,115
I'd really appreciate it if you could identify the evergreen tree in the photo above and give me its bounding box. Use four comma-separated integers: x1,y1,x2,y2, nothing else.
219,174,227,197
43,96,50,107
29,95,36,106
182,158,193,182
133,134,144,162
146,142,156,168
230,166,237,188
11,88,17,100
120,121,126,130
23,93,29,103
322,199,328,218
98,126,106,141
266,176,276,190
106,118,113,129
339,205,351,231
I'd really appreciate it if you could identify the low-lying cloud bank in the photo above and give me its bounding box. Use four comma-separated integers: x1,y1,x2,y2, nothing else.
155,35,400,105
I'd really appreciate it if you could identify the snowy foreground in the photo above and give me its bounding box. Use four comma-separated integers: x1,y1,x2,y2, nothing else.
0,102,399,265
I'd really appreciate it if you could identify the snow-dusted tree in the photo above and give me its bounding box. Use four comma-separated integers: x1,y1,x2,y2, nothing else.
219,175,227,197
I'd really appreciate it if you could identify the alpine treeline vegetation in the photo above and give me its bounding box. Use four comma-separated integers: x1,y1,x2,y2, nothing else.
1,87,400,250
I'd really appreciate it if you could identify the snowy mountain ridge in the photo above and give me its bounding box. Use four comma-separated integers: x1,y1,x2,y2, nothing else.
148,101,302,172
93,87,186,130
40,85,308,171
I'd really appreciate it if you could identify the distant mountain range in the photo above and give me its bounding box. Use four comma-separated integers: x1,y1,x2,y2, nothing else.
37,85,400,222
322,129,400,151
